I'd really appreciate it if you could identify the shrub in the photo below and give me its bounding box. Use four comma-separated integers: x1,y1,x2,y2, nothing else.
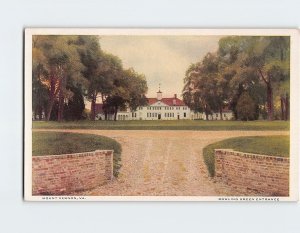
236,92,256,121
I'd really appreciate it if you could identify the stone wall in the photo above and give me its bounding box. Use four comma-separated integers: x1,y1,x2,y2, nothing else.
32,150,113,195
215,149,289,196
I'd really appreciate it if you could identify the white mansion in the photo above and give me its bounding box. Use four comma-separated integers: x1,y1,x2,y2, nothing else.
95,88,233,121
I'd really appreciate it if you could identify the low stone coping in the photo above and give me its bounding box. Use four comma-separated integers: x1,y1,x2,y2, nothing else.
214,149,289,161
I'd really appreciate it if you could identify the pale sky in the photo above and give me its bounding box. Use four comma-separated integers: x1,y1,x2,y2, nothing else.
99,35,222,99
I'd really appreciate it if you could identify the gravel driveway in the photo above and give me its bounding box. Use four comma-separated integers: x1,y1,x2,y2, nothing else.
35,129,289,196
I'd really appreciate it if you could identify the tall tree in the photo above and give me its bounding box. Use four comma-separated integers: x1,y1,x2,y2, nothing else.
32,35,85,121
236,92,256,121
63,84,85,121
183,53,225,120
123,68,148,111
104,68,148,121
77,35,103,120
97,53,124,120
218,36,290,120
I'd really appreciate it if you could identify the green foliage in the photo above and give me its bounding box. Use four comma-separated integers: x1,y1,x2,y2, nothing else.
183,53,225,118
203,135,290,176
183,36,290,121
32,131,122,177
63,85,85,120
236,92,256,121
32,35,86,121
32,35,148,121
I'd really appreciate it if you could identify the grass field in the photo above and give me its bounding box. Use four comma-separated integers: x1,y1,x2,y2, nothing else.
203,135,290,177
32,131,122,177
32,120,289,131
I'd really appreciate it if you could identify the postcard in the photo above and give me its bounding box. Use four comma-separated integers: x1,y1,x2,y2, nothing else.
24,28,299,201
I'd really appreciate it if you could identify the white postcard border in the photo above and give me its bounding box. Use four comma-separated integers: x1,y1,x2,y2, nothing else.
24,28,299,201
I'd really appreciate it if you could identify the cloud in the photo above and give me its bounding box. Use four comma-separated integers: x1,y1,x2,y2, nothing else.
100,35,222,98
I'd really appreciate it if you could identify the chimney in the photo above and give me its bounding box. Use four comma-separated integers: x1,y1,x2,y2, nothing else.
174,94,177,98
173,94,177,105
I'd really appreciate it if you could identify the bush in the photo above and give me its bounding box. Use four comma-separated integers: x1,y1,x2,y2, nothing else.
236,92,256,121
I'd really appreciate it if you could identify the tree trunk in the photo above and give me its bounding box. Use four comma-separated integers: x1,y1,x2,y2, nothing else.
266,83,273,121
219,107,223,120
57,91,64,122
46,68,59,121
33,106,37,120
114,106,118,121
258,70,274,121
280,96,285,120
43,105,48,121
46,98,55,121
205,111,209,120
57,66,66,122
38,106,42,120
90,94,96,120
285,93,289,121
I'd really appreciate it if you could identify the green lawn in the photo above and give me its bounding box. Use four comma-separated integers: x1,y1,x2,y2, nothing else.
203,135,290,177
33,120,289,131
32,131,122,177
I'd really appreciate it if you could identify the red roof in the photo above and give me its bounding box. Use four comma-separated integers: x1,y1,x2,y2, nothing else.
147,97,185,106
94,96,186,113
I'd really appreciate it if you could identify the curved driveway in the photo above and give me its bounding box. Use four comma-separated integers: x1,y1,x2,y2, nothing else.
35,129,289,196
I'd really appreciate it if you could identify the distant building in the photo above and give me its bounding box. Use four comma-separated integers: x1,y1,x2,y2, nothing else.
190,106,234,121
95,88,191,120
94,87,234,121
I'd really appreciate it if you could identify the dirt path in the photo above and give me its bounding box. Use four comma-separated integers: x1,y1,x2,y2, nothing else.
34,129,289,196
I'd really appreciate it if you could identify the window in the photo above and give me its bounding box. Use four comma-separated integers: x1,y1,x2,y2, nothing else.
132,112,134,117
135,113,137,117
184,112,186,117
